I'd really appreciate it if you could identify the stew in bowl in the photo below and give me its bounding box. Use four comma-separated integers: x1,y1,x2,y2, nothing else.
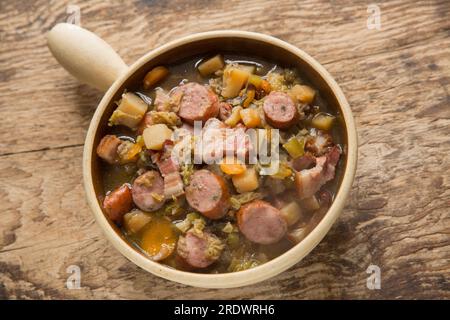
48,25,356,287
97,53,345,273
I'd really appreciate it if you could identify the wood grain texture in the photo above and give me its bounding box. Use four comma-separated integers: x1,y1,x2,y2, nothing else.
0,0,449,299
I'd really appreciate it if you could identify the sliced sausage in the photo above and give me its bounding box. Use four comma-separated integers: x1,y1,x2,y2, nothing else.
176,231,223,268
96,135,122,164
176,82,219,124
132,170,166,212
185,169,230,219
263,91,299,129
237,200,287,245
103,184,133,224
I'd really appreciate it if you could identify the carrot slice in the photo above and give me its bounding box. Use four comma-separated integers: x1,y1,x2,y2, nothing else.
140,216,177,261
143,66,169,89
260,79,271,94
220,158,246,175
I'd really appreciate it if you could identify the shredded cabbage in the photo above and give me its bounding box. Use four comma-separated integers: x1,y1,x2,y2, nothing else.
180,163,194,185
164,200,183,216
229,192,265,210
190,217,206,237
174,212,203,233
266,72,288,92
222,222,237,233
150,192,164,202
228,255,260,272
148,111,181,127
226,232,240,249
205,236,224,260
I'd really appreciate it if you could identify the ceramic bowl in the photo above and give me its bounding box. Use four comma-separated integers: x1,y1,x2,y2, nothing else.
47,23,357,288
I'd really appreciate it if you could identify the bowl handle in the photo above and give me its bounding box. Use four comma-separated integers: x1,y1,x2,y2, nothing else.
47,23,128,92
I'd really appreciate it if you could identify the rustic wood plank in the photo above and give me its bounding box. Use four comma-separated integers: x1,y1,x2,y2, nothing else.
0,114,448,299
0,0,449,299
0,0,448,154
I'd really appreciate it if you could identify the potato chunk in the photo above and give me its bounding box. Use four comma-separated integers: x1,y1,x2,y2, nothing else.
236,64,256,74
279,201,303,226
232,167,259,193
311,112,335,131
300,195,320,211
109,92,148,129
240,108,261,128
287,224,308,244
221,67,250,98
197,54,225,77
123,210,152,234
290,84,316,104
143,124,173,150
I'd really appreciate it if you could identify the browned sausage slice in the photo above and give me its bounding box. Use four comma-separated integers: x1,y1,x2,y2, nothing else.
176,231,223,268
237,200,287,244
103,184,133,224
177,82,219,124
132,170,165,212
263,91,299,129
96,135,122,164
185,169,230,219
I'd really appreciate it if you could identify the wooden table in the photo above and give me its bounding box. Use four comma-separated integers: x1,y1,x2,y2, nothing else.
0,0,449,300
